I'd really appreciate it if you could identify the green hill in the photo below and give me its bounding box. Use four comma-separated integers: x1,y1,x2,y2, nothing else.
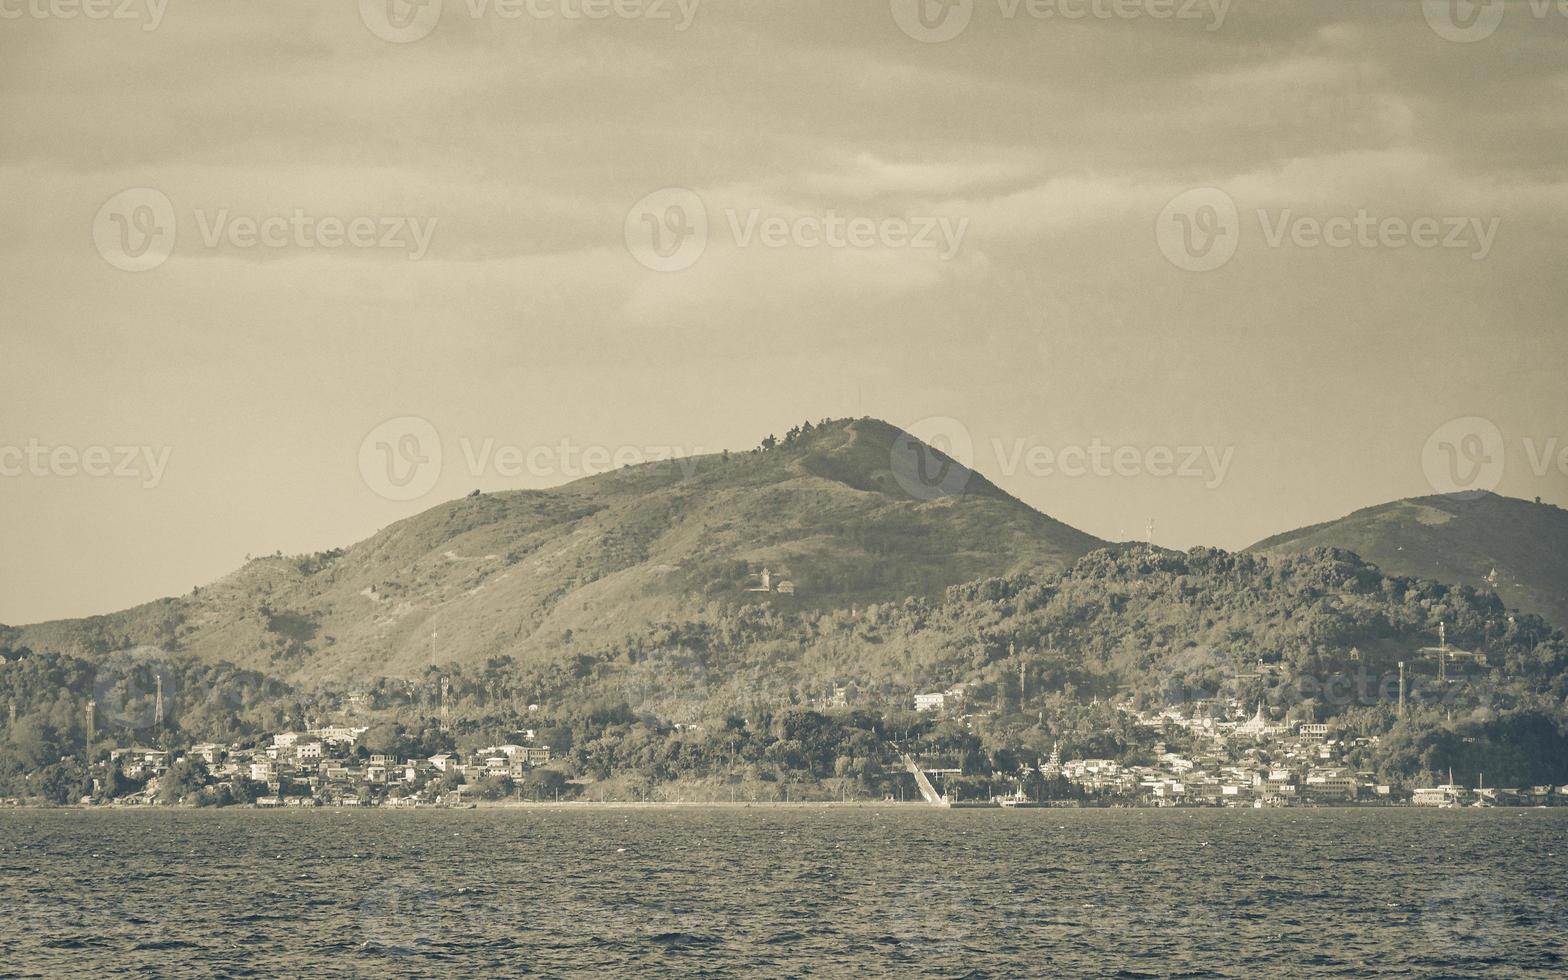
1248,493,1568,631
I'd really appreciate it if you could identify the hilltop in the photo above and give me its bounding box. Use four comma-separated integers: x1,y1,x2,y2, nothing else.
4,418,1107,681
1248,493,1568,631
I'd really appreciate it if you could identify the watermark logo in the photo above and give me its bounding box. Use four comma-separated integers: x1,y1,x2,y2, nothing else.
359,874,458,951
1086,894,1232,949
881,872,975,951
891,0,975,42
359,416,443,501
622,654,710,720
891,416,974,501
1422,0,1507,42
93,187,177,272
92,650,177,730
1422,874,1508,954
1423,416,1506,498
1156,187,1238,272
625,187,709,272
360,0,444,43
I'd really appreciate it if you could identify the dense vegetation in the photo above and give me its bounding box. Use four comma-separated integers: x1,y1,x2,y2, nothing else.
1252,492,1568,631
4,547,1568,802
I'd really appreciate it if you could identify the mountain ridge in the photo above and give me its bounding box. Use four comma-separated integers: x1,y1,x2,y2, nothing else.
9,422,1566,681
4,418,1109,680
1248,491,1568,630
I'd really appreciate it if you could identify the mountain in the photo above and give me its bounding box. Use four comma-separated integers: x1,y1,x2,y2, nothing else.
1248,492,1568,630
4,418,1107,681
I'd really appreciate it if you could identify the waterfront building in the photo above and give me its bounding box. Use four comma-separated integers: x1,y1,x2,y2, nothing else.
1304,768,1357,801
1412,775,1469,807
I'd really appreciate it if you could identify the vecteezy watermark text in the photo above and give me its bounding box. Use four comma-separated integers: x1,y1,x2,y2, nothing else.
890,0,1231,43
1255,210,1499,260
887,416,1236,502
624,187,969,272
193,210,438,258
457,435,705,481
990,438,1234,489
359,0,700,44
358,415,708,500
0,0,166,30
0,440,171,488
1163,662,1496,711
92,187,438,272
1157,188,1501,272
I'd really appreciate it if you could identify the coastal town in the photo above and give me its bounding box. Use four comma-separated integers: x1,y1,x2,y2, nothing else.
904,685,1568,809
68,726,559,809
14,683,1561,810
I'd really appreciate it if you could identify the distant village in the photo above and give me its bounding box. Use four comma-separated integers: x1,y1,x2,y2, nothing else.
904,683,1568,809
56,727,557,809
20,682,1565,810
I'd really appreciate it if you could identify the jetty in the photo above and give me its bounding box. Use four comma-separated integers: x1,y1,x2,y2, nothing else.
900,752,950,808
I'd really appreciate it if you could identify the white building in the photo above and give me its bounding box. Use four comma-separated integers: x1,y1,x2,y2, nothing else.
309,725,368,745
915,684,969,714
190,743,224,764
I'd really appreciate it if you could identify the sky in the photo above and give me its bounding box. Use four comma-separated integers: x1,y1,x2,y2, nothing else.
2,0,1566,623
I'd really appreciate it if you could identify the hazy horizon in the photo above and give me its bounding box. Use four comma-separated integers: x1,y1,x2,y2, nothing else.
5,0,1567,623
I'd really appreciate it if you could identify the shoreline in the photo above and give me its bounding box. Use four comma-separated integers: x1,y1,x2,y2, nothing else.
4,800,1553,812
